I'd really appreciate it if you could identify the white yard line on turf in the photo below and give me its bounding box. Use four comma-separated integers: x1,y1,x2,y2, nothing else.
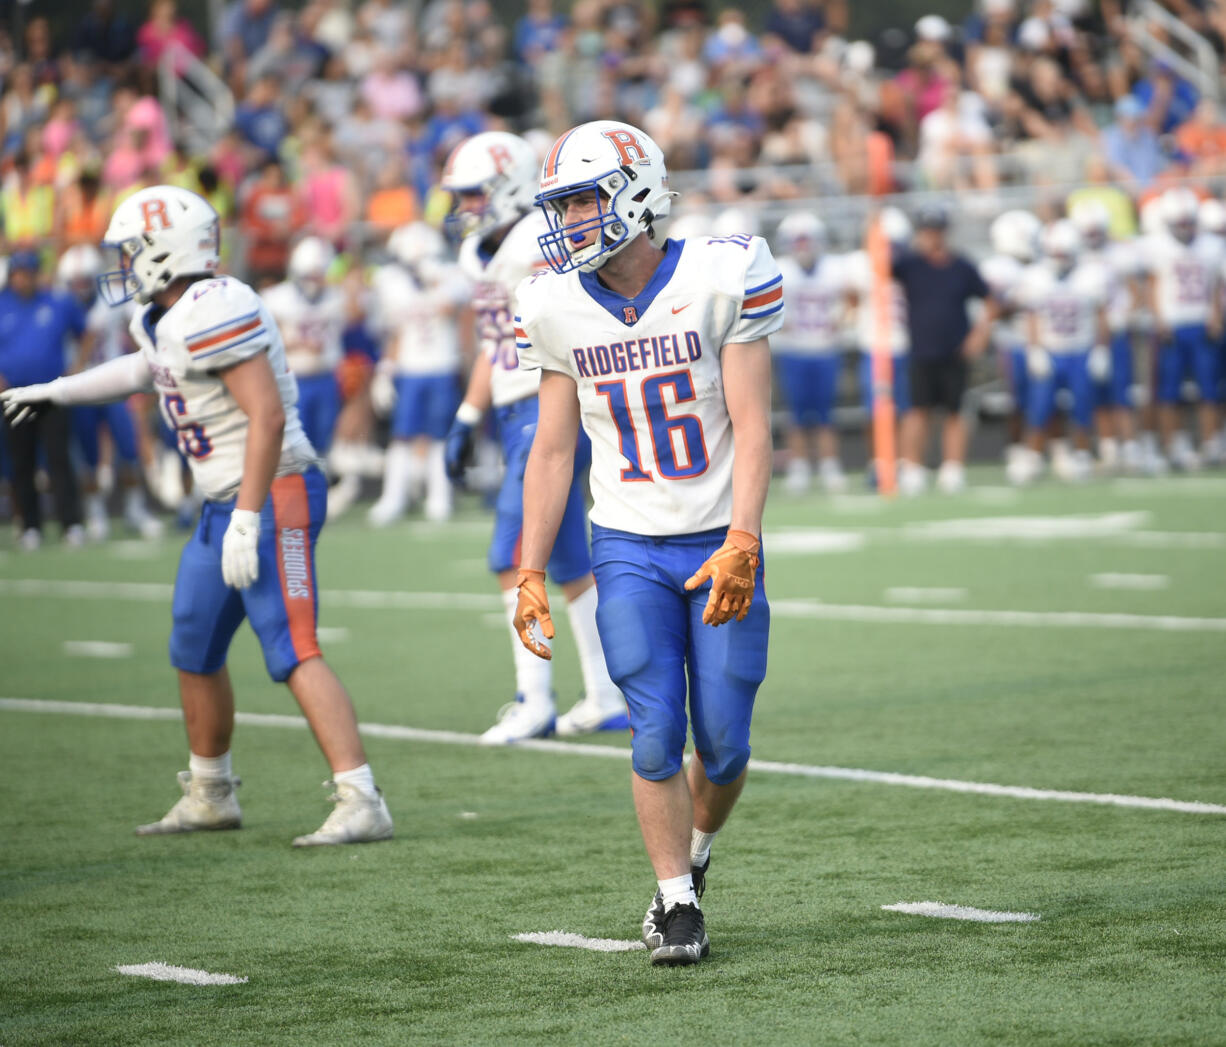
115,962,248,985
513,932,645,952
882,902,1039,923
3,698,1224,816
883,587,968,604
3,578,1224,633
62,640,134,659
1090,573,1170,591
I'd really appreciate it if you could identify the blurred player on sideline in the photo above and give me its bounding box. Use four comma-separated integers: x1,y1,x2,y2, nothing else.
1,186,393,847
1011,220,1109,484
1070,199,1143,471
980,209,1041,475
367,221,469,525
1141,187,1224,468
441,130,627,742
56,244,163,540
772,212,849,494
513,121,781,966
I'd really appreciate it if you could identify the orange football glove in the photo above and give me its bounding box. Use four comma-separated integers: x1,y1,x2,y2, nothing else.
513,568,554,660
684,529,760,626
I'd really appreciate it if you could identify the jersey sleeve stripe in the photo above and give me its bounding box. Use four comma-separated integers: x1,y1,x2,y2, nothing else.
744,273,783,297
184,310,260,342
189,328,269,359
743,285,784,310
187,316,264,352
741,301,785,320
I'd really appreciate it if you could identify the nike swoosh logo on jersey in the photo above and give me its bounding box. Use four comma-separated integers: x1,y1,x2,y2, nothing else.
671,303,691,314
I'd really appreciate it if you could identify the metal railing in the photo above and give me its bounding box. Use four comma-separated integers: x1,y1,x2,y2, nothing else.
158,42,235,156
1126,0,1221,101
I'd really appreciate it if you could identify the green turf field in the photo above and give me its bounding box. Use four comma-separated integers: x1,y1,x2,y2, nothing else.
2,470,1224,1046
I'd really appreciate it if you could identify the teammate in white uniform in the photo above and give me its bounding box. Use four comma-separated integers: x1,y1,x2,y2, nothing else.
980,209,1041,472
1070,199,1143,471
1199,197,1226,422
368,221,469,525
56,245,162,540
512,121,781,967
1140,187,1224,468
260,237,346,459
1,186,392,847
844,206,913,489
772,212,849,494
1012,220,1109,483
440,130,626,742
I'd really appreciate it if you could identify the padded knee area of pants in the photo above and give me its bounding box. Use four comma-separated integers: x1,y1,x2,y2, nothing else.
631,721,686,781
595,595,652,685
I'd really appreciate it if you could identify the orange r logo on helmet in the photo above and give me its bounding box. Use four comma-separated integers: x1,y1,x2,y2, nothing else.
603,129,648,167
140,199,171,232
489,144,513,174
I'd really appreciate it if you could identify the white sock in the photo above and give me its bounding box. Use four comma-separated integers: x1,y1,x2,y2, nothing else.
333,763,378,799
375,442,415,512
658,873,698,912
406,449,428,505
565,584,621,707
502,588,553,710
85,491,106,520
123,486,146,516
690,827,718,868
424,441,452,518
189,751,232,781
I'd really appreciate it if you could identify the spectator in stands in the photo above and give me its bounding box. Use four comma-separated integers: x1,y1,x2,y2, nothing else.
365,159,420,236
72,0,139,68
1103,94,1166,189
299,133,361,249
763,0,831,54
219,0,281,71
0,250,85,549
892,205,996,495
57,169,112,247
2,152,55,250
233,73,289,163
1132,59,1199,136
1175,99,1226,177
136,0,207,75
241,158,304,285
515,0,568,64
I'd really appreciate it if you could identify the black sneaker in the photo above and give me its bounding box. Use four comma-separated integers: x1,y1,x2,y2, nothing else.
650,903,709,967
642,856,711,948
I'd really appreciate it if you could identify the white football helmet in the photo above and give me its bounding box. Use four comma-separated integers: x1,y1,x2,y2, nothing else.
711,206,761,239
388,221,444,269
98,185,220,305
1200,197,1226,237
776,212,826,263
288,236,335,301
57,244,103,301
1043,219,1081,271
879,206,913,246
990,210,1041,262
441,131,539,241
1158,186,1199,243
535,120,676,274
1068,199,1110,249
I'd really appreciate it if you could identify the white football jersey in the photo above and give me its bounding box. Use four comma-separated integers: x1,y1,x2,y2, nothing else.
259,281,346,377
370,262,469,375
1141,232,1223,328
130,276,316,501
1019,262,1107,353
458,210,550,407
1082,239,1140,333
979,253,1029,351
515,235,784,536
843,250,908,356
775,254,847,354
85,296,136,366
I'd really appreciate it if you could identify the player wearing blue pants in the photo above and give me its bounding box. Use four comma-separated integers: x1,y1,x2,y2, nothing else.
2,186,392,847
513,121,782,966
294,371,341,456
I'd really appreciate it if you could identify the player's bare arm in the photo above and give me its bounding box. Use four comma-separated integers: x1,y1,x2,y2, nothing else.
514,368,581,659
221,353,286,513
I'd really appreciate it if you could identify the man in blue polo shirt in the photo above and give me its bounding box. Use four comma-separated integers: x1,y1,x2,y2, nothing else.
891,205,996,494
0,250,86,549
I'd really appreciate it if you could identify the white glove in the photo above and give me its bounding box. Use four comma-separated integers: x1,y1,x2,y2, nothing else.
1026,346,1053,380
370,367,397,417
0,380,64,425
1088,344,1111,382
221,509,261,589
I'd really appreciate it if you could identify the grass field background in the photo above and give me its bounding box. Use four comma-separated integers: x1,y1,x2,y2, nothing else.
2,469,1224,1045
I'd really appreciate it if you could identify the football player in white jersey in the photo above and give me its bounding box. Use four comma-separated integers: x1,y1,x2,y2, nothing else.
56,244,163,541
367,221,469,525
440,130,627,742
1,186,393,847
843,206,913,489
260,237,346,460
513,121,781,966
1141,187,1224,468
980,209,1041,472
1011,220,1109,484
1069,199,1143,471
773,212,849,494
